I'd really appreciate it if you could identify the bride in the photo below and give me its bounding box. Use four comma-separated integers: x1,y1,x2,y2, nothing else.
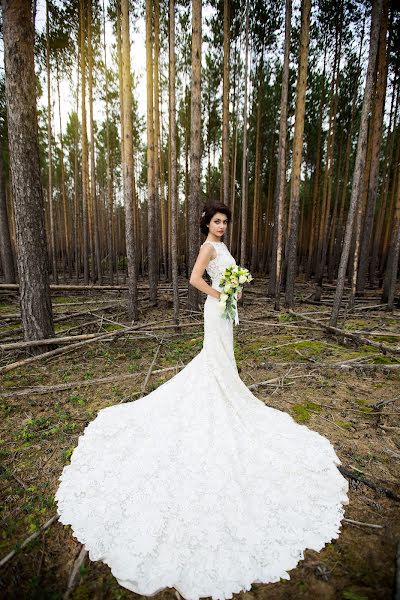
55,202,349,600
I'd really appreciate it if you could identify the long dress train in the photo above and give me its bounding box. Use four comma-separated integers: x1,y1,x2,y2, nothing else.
55,240,349,600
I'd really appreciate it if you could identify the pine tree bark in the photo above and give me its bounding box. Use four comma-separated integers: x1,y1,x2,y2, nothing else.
284,0,311,307
188,0,202,309
0,139,15,282
330,0,383,326
146,0,157,305
120,0,138,319
357,0,389,294
269,0,291,308
2,0,54,344
79,0,90,284
250,61,262,275
153,0,161,283
314,6,342,300
222,0,230,206
240,0,249,267
55,50,71,280
87,0,102,284
46,0,58,284
169,0,179,325
102,0,114,284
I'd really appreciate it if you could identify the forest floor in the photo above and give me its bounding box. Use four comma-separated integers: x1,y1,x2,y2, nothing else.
0,277,399,600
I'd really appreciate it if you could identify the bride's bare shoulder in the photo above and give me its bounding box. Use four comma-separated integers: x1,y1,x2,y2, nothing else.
199,241,217,261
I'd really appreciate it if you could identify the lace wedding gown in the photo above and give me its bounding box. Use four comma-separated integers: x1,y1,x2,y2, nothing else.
55,240,349,600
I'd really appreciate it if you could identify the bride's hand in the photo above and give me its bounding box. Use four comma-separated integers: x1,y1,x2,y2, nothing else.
237,291,242,300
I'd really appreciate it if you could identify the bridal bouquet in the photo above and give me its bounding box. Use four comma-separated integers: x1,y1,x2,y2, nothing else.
218,265,253,325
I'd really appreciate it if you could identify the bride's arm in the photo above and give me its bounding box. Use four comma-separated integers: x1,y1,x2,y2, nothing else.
189,245,221,300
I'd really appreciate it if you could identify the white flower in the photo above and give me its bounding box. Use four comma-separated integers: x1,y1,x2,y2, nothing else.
223,283,232,293
239,274,246,284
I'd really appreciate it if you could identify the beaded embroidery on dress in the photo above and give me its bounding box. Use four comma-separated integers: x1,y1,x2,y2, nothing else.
55,240,349,600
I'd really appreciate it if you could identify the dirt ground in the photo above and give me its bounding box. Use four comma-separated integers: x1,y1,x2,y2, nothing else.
1,279,399,600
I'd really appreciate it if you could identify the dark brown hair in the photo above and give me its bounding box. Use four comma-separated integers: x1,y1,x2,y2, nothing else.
199,202,232,236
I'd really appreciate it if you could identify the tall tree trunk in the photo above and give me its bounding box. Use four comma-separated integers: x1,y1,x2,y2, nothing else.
314,6,342,300
250,60,262,275
169,0,179,325
0,140,15,282
55,50,71,281
153,0,161,284
284,0,311,307
102,0,114,285
46,0,58,284
370,69,399,286
357,0,389,293
146,0,157,305
2,0,54,344
222,0,230,206
269,0,291,308
79,0,89,284
188,0,202,309
382,161,400,309
120,0,138,319
330,0,383,326
305,40,326,281
87,0,102,284
240,0,249,267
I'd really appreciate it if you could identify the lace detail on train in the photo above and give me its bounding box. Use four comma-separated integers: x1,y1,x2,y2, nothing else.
54,240,349,600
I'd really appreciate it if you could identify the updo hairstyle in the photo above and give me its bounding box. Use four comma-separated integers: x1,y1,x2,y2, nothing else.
199,202,232,236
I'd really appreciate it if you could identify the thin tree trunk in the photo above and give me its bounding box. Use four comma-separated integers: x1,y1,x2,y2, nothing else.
169,0,179,325
79,0,89,284
269,0,291,309
153,0,161,284
120,0,138,319
251,60,262,275
284,0,311,307
187,0,202,309
330,0,383,326
55,50,71,281
0,139,15,282
146,0,157,305
102,0,114,285
87,0,102,284
357,0,389,293
46,0,58,284
222,0,230,206
240,0,249,267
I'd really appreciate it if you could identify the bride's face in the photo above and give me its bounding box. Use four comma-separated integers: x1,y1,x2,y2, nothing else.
208,212,228,239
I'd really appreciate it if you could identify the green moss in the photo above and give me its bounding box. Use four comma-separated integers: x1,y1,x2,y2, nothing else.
335,420,353,429
341,589,368,600
371,355,400,364
290,401,321,423
355,399,374,413
277,312,297,323
68,394,86,406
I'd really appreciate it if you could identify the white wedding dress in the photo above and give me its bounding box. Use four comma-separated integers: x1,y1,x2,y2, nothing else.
55,240,349,600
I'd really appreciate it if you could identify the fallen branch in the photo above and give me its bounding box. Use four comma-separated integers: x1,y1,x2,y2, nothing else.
63,546,88,600
288,310,400,356
338,466,400,502
0,364,185,399
258,360,400,371
138,337,165,398
0,514,58,567
343,518,384,529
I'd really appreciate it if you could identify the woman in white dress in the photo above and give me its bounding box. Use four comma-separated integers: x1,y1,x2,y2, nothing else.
55,202,349,600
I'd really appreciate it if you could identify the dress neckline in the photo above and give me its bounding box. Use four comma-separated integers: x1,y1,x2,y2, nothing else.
204,240,224,245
